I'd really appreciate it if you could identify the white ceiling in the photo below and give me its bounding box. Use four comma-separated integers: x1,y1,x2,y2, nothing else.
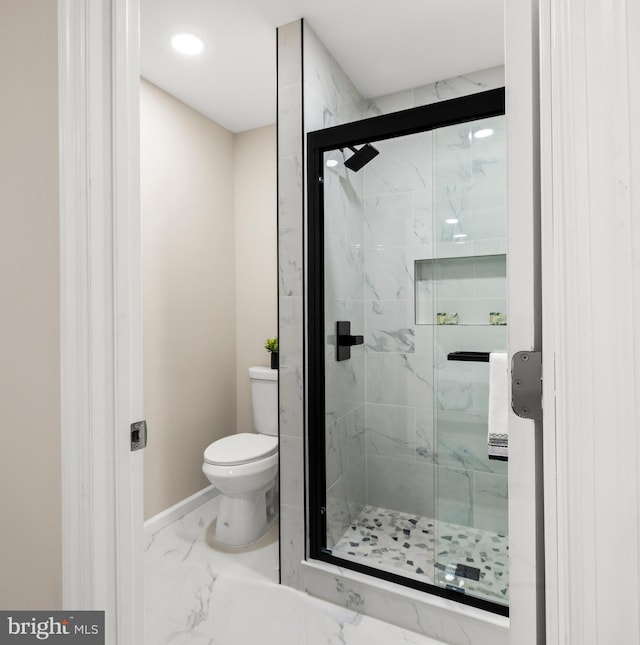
140,0,504,134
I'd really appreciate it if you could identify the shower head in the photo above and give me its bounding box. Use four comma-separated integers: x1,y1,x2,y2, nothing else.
344,143,379,172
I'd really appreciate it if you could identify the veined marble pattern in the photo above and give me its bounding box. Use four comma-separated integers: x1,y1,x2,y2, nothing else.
363,67,505,118
144,497,444,645
330,505,509,607
434,116,506,251
279,15,510,635
278,19,305,592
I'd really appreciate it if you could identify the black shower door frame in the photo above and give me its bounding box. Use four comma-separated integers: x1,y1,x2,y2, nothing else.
306,87,506,616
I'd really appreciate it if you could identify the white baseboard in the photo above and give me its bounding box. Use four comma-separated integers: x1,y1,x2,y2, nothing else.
144,485,219,537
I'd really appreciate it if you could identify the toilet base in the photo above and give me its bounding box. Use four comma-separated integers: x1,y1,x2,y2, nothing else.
214,481,278,547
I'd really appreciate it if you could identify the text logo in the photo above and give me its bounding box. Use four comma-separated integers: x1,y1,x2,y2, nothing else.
0,612,104,644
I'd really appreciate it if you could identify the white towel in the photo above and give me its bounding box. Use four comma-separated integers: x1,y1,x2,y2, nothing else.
488,352,509,461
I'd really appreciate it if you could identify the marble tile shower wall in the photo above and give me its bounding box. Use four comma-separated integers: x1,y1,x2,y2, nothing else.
304,24,368,549
277,17,507,597
431,117,508,534
323,161,367,548
362,132,436,519
351,117,509,534
277,21,368,587
277,21,306,590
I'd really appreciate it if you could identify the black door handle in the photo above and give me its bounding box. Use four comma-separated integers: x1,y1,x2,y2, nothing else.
339,334,364,347
336,321,364,361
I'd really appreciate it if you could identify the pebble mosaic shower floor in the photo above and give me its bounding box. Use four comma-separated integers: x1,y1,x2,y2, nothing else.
331,505,509,607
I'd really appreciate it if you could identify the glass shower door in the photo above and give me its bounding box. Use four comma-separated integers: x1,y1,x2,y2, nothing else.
429,116,509,606
307,90,508,614
322,131,438,588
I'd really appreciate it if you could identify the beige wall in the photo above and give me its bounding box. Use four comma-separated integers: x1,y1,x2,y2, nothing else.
141,82,277,519
0,0,61,608
234,125,277,433
141,80,237,519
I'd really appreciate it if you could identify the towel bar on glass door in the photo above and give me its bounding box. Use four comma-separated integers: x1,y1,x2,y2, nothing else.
447,351,490,362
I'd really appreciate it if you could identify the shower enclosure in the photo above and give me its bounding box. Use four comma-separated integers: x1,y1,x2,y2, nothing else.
308,89,508,615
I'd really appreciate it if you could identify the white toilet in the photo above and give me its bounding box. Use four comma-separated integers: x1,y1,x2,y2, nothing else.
202,366,278,546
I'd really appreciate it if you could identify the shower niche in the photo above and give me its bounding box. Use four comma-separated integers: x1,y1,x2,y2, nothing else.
307,89,508,615
415,255,507,326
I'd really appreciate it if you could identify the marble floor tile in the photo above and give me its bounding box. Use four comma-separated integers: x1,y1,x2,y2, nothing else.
331,504,509,607
145,496,444,645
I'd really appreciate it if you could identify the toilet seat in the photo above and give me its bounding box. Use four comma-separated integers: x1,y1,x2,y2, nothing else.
204,433,278,466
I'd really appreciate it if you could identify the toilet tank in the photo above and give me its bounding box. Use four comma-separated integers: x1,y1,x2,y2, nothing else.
249,366,278,436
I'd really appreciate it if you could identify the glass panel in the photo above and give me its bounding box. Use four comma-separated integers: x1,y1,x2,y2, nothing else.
323,134,437,586
323,147,367,553
320,113,508,609
432,116,509,607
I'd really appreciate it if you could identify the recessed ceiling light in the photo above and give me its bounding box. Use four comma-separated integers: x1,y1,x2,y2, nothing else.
326,159,339,168
445,218,459,224
171,33,205,56
453,233,468,238
474,128,494,139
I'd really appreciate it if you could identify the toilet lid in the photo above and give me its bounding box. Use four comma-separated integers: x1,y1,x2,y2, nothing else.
204,433,278,466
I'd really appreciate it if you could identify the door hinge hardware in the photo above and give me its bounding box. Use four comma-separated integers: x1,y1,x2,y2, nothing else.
511,352,542,420
131,420,148,451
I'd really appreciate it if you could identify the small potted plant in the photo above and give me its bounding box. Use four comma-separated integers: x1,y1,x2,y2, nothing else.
265,337,278,370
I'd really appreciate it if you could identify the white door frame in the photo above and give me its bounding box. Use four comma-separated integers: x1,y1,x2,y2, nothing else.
57,1,575,644
539,0,640,644
58,1,143,643
505,0,545,642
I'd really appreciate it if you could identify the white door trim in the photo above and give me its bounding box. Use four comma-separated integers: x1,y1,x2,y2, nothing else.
505,0,545,642
539,0,640,643
538,0,559,641
58,1,143,643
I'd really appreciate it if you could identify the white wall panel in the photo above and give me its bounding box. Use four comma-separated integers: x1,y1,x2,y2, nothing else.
542,0,640,642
